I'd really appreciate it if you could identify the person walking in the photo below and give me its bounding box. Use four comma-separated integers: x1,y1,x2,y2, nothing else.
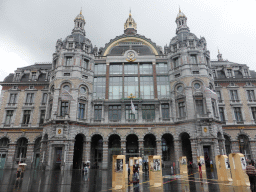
198,161,202,173
246,160,256,192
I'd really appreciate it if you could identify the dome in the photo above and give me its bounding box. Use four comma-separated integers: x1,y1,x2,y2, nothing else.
74,11,85,21
176,9,187,20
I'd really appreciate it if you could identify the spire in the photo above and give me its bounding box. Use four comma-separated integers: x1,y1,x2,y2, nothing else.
72,10,86,36
124,10,137,35
217,49,223,61
175,9,189,34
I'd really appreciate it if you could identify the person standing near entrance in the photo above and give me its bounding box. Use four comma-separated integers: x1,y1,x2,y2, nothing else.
246,160,256,192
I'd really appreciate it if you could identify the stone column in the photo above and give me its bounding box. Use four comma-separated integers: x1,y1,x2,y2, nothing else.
190,138,198,166
138,140,144,157
174,139,182,171
250,140,256,160
121,139,126,156
25,143,34,168
85,139,91,162
66,142,74,170
156,139,162,156
102,140,108,169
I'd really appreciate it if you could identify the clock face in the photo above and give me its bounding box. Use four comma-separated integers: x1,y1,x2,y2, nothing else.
127,52,135,59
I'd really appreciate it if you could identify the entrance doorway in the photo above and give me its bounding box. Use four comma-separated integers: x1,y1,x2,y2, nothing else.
162,134,175,163
108,134,121,168
203,146,211,167
54,147,62,170
73,134,84,169
91,135,103,169
0,154,6,169
126,134,138,163
181,133,192,163
144,134,156,156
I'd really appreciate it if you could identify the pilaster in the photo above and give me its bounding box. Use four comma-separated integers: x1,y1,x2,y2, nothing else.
156,139,162,156
102,140,108,169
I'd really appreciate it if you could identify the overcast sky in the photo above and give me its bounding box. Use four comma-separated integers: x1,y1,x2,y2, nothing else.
0,0,256,82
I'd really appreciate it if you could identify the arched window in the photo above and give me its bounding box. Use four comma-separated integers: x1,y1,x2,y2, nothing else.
16,138,28,158
224,135,231,155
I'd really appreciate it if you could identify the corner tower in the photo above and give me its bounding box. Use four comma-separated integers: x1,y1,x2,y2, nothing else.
167,9,222,165
42,11,95,170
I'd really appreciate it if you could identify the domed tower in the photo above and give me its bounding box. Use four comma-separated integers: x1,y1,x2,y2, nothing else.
43,11,94,170
124,10,137,35
167,9,222,165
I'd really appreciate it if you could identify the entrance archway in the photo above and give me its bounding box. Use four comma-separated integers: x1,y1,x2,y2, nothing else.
108,134,121,168
33,137,41,169
144,134,156,156
180,133,192,163
91,134,103,169
126,134,139,162
224,135,231,155
162,134,174,163
238,134,251,159
73,134,84,169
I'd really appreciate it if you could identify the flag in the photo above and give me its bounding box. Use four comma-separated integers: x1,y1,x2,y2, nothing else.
60,89,75,101
203,86,218,100
131,100,136,114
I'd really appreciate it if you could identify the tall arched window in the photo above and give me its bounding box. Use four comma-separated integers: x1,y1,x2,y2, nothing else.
16,138,28,158
224,135,231,156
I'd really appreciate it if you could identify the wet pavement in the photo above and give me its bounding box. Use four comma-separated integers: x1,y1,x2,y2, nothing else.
0,168,251,192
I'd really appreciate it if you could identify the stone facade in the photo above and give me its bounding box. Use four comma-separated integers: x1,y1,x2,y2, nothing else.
0,10,255,171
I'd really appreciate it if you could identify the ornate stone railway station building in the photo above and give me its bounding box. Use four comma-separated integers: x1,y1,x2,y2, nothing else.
0,10,256,170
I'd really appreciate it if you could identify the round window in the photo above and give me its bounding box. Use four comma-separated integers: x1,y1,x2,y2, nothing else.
177,85,183,92
63,85,70,91
194,83,201,89
80,87,86,94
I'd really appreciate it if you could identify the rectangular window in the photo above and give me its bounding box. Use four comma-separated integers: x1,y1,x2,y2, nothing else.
142,105,155,120
219,107,225,122
124,77,138,98
251,107,256,120
173,58,179,68
42,93,48,105
61,102,69,117
5,110,13,125
125,105,138,120
94,105,102,120
161,104,169,119
9,93,17,104
93,77,106,99
189,41,194,47
66,57,72,66
110,64,122,74
64,73,70,76
140,76,154,99
190,55,197,64
109,105,121,120
230,90,239,101
156,63,168,74
39,110,45,124
22,110,31,125
212,100,217,117
227,69,232,77
216,91,222,102
68,43,73,48
247,90,255,101
48,103,53,119
83,59,88,69
195,100,204,116
94,64,106,75
25,93,34,104
78,103,85,119
234,107,243,122
31,72,36,80
124,64,138,74
157,76,169,98
178,102,186,118
139,64,152,74
244,69,249,77
109,77,122,99
193,71,199,74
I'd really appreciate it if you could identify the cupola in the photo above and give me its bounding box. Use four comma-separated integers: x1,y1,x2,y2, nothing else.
72,10,86,36
175,8,190,34
124,10,137,35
